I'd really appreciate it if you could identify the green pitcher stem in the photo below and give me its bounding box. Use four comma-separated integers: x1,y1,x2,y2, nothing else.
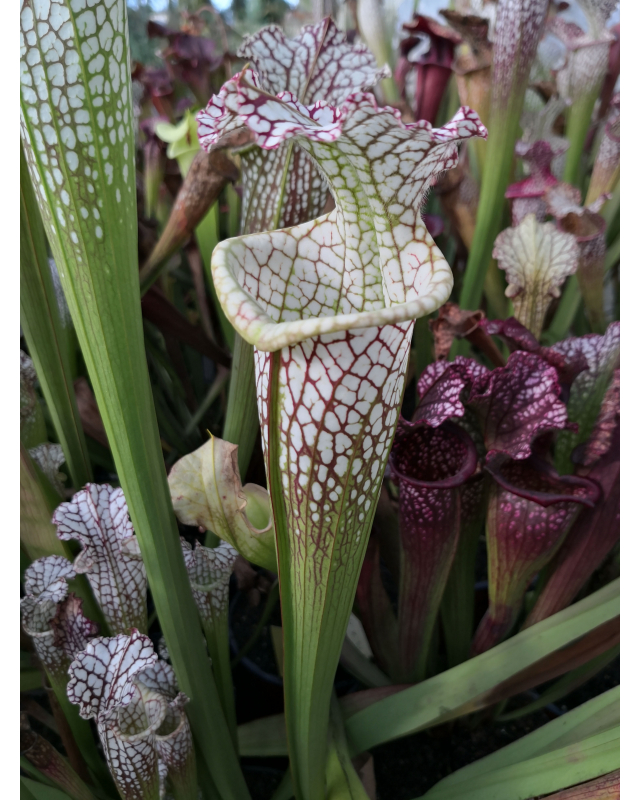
203,614,238,750
195,203,236,352
458,116,520,313
563,88,602,190
440,519,483,669
222,335,260,481
546,276,582,343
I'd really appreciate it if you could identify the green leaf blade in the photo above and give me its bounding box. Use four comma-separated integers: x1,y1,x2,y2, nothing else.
344,579,619,753
422,727,619,800
20,3,249,797
20,146,92,488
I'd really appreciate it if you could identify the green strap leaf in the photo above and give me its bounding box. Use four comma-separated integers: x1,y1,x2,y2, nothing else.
345,579,619,753
20,146,92,488
326,696,371,800
237,581,619,758
21,778,73,800
19,3,248,797
497,645,620,722
428,687,619,793
421,727,619,800
238,712,289,758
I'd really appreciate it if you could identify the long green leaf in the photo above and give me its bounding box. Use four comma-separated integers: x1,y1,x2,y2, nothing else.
563,89,602,189
21,779,40,800
545,277,583,344
21,779,72,800
237,581,619,758
428,687,619,794
421,727,619,800
222,335,259,480
20,761,59,791
270,772,295,800
326,695,371,800
194,202,236,351
20,146,92,488
238,712,289,758
20,736,98,800
340,636,391,689
344,579,619,753
497,645,619,722
19,3,248,797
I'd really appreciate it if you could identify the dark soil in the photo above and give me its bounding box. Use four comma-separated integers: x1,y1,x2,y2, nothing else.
230,587,283,685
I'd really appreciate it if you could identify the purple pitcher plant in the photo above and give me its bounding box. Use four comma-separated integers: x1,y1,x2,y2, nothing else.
361,317,616,671
473,452,600,654
467,351,599,656
395,16,461,124
552,321,620,472
359,354,489,674
197,37,487,796
505,140,566,226
389,418,478,680
526,368,619,627
469,323,617,650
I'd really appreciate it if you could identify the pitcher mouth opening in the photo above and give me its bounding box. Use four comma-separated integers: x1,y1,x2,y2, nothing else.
389,421,478,490
212,233,454,352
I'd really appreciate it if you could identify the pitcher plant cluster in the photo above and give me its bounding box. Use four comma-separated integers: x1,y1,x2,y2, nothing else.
20,1,620,800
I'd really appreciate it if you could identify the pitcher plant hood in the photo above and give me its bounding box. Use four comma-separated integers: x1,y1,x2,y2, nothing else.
53,484,148,635
21,555,97,682
198,71,487,351
197,18,389,234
